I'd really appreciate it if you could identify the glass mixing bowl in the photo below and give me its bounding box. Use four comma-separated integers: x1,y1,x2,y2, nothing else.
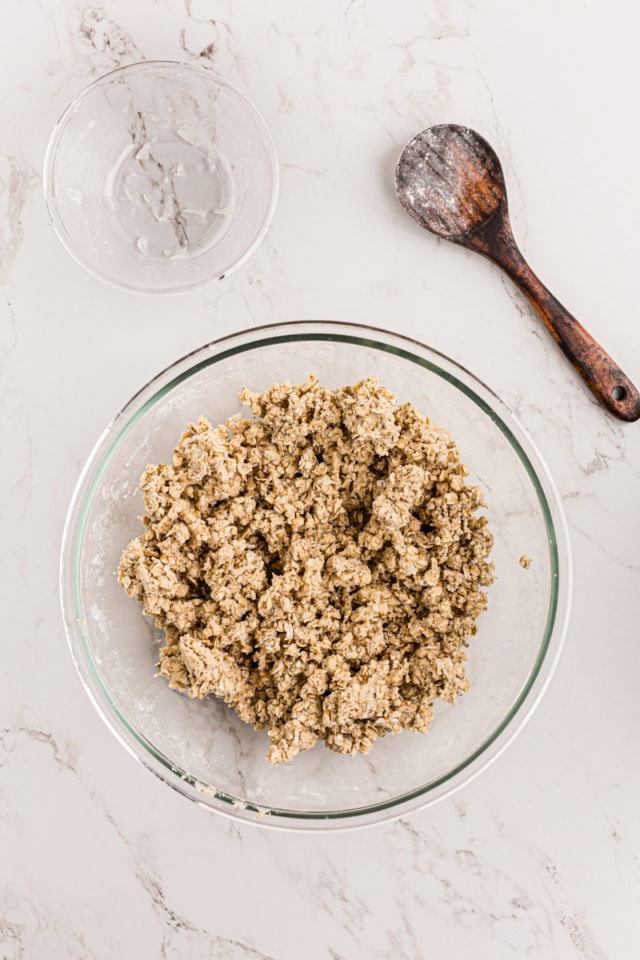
60,322,571,829
43,61,278,293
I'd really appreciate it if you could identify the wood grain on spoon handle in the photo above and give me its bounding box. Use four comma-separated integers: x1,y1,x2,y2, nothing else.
462,211,640,422
506,261,640,421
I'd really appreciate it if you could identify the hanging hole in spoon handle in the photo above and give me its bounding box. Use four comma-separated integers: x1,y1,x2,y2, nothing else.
464,218,640,422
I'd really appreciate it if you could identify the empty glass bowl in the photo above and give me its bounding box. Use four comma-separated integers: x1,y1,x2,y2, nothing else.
60,322,571,829
43,61,279,293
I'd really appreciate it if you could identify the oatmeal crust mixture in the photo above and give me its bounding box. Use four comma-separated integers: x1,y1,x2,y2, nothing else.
118,377,494,764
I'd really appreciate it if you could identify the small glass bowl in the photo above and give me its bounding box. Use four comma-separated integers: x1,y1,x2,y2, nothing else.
43,61,279,293
60,322,571,830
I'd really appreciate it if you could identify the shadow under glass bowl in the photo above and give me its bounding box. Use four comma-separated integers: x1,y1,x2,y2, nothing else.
43,61,279,294
60,321,571,830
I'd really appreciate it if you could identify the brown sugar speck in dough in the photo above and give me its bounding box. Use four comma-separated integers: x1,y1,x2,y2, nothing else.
118,377,494,764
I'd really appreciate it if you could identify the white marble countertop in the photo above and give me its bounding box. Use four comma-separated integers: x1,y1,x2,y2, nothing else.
2,1,640,957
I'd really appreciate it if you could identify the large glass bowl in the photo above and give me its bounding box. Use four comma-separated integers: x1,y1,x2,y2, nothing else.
43,61,278,293
60,322,571,830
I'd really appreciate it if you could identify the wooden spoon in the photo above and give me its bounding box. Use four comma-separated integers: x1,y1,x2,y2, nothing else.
395,124,640,422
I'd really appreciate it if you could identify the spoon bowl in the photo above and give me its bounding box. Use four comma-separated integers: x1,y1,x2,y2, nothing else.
395,125,505,239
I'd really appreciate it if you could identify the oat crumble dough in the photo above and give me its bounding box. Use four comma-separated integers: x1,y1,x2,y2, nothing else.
118,377,494,764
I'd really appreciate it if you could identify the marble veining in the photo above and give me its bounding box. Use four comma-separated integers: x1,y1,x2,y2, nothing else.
77,7,144,71
0,156,39,284
2,0,640,957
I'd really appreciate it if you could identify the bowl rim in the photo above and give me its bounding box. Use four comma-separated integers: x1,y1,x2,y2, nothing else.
59,320,572,831
42,59,280,295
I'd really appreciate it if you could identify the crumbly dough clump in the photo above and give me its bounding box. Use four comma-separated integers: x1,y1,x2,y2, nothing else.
118,377,494,764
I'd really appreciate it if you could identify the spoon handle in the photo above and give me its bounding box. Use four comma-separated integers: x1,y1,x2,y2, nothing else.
465,216,640,422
